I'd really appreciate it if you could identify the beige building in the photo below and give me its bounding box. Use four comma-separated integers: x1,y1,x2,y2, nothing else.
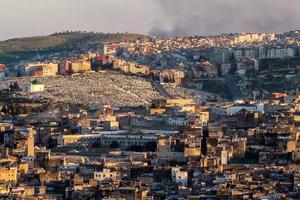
157,138,185,161
113,58,150,75
0,168,17,183
160,69,185,86
129,64,150,75
94,169,121,181
40,172,61,183
70,60,92,73
184,146,201,157
18,163,29,174
233,33,275,44
41,63,59,76
165,99,195,107
24,62,58,76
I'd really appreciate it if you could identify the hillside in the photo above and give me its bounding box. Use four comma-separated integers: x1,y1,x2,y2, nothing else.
0,32,144,64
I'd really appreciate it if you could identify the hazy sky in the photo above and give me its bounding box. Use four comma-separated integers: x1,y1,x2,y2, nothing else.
0,0,300,40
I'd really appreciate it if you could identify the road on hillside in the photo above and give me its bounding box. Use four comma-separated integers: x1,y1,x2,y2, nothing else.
152,81,172,98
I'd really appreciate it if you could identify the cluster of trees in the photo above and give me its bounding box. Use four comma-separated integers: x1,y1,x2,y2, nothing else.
1,104,31,115
1,102,47,115
51,31,131,36
9,81,20,91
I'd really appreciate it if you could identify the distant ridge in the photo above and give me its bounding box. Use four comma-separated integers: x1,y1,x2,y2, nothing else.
0,32,144,64
0,31,144,54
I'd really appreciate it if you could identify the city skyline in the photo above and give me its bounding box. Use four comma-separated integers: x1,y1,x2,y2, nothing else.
1,0,300,40
1,1,300,199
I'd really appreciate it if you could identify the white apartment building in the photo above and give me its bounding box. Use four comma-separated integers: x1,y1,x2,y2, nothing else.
267,48,295,59
226,103,264,114
101,134,157,147
236,63,246,76
165,117,189,126
171,167,188,187
211,102,264,116
221,151,228,165
22,62,59,76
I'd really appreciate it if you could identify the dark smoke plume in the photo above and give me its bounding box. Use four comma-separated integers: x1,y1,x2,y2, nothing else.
150,0,300,36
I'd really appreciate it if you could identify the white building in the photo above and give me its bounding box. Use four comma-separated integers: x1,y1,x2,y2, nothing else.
259,47,267,59
166,117,189,126
57,130,129,146
0,64,7,78
267,48,295,59
22,80,45,93
221,151,228,165
254,59,259,71
245,49,257,59
235,50,243,61
236,63,246,76
226,102,264,114
0,71,5,78
171,167,188,187
101,134,157,147
211,102,264,116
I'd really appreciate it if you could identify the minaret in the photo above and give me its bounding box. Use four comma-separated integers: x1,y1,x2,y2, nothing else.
26,128,35,157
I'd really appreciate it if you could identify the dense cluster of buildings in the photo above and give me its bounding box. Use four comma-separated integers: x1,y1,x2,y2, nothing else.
0,32,299,103
104,31,300,87
21,60,92,77
0,31,300,199
1,32,298,81
113,58,150,75
1,88,300,199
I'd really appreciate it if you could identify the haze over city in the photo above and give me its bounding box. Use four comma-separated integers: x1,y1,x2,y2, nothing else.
1,0,300,40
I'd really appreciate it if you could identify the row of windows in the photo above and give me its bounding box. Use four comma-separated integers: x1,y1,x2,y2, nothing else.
102,141,150,145
95,173,119,178
0,173,15,177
